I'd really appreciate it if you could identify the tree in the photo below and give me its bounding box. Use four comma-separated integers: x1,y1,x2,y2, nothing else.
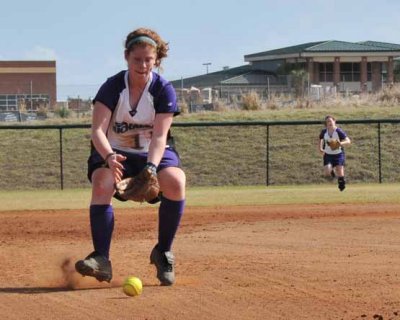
291,69,309,98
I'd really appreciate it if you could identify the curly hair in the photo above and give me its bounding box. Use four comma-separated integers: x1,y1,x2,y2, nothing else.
124,28,169,67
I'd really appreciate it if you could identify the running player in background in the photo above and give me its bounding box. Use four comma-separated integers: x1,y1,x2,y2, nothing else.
75,27,185,286
318,115,351,191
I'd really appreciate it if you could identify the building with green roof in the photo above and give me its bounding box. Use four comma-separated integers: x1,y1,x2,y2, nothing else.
244,40,400,93
171,40,400,105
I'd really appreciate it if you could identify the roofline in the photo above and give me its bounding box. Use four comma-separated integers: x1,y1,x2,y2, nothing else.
245,51,400,62
302,51,400,57
0,60,56,63
219,72,253,84
244,40,400,62
244,53,299,62
219,71,275,84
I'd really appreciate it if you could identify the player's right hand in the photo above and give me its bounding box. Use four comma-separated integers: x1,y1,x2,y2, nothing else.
106,153,127,182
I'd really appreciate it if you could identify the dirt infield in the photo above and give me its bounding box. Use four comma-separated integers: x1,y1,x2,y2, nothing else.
0,203,400,320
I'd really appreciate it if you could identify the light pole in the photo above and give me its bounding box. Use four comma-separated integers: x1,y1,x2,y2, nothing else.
203,62,211,74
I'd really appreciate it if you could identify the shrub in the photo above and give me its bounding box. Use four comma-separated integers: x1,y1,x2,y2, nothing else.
377,84,400,103
36,105,48,118
241,91,262,110
213,101,229,112
179,101,189,114
54,106,71,118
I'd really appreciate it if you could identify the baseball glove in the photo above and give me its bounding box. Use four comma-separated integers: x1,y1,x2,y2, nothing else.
327,139,341,150
115,166,160,203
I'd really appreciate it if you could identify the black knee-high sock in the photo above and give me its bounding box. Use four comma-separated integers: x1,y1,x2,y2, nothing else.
157,196,185,252
90,204,114,259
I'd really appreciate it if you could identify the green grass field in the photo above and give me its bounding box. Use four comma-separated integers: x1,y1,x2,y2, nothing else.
1,105,400,190
1,183,398,211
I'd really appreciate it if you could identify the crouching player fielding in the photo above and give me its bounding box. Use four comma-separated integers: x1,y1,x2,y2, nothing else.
318,115,351,191
74,27,185,286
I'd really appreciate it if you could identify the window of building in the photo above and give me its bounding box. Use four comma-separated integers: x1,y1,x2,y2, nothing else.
319,63,333,82
339,62,373,82
0,94,49,111
340,63,360,82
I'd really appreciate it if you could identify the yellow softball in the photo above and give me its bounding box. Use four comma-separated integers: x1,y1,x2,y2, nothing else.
122,276,143,297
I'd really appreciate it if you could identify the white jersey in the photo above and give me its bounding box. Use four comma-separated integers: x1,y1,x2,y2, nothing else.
93,70,178,154
319,127,347,155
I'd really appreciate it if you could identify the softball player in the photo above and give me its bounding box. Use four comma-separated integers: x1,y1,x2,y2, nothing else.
75,28,185,286
318,115,351,191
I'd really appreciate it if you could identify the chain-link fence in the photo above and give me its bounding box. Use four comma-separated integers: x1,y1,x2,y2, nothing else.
0,120,399,190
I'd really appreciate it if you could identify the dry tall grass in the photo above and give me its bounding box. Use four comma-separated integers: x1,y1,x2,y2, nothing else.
193,83,400,114
245,83,400,111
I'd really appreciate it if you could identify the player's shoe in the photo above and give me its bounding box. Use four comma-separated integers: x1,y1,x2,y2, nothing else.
330,170,336,178
338,177,346,191
150,245,175,286
75,251,112,283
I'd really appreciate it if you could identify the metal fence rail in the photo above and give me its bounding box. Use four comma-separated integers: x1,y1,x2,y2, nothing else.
0,119,399,190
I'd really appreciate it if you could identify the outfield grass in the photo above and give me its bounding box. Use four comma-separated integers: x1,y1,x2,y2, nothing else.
2,106,400,190
1,183,399,212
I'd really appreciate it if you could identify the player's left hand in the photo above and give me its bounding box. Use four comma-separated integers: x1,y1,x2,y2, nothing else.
115,163,160,202
327,139,341,150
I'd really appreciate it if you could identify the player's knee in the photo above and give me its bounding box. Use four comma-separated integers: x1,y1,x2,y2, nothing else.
169,174,185,194
159,170,185,199
92,180,115,198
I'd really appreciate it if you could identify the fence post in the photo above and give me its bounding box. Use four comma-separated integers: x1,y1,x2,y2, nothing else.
378,122,382,183
59,128,64,190
266,124,270,186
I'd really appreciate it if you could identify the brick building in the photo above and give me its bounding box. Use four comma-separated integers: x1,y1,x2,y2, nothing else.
0,60,56,112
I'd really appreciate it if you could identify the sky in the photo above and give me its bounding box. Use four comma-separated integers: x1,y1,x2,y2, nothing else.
1,0,399,100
